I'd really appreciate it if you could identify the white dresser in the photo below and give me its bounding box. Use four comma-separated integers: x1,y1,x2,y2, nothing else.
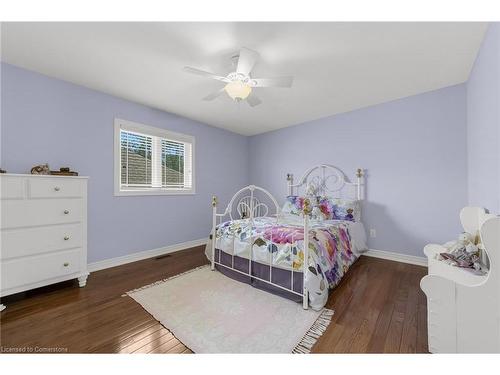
0,174,89,311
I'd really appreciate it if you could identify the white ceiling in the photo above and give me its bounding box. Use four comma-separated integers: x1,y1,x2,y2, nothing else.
1,22,487,136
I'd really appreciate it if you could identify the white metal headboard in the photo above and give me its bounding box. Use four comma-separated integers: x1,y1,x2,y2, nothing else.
237,196,266,219
213,185,281,221
286,164,364,200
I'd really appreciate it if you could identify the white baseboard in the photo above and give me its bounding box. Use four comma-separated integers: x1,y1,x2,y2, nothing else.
87,241,425,273
88,238,208,273
363,248,427,267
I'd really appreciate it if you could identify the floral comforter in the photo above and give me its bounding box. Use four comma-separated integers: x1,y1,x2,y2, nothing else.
210,215,358,310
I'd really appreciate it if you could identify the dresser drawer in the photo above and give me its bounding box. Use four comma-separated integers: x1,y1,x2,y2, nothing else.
1,199,83,229
1,224,83,260
29,177,84,199
1,248,82,291
0,176,26,200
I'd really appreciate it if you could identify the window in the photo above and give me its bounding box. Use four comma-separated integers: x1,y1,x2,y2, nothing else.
114,119,195,195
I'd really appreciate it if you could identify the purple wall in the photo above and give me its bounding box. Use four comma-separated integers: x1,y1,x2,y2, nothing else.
467,23,500,214
249,85,468,257
0,63,249,263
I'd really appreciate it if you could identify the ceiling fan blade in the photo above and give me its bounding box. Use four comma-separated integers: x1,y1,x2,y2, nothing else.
183,66,229,82
246,95,262,107
251,76,294,88
202,89,225,101
236,47,259,76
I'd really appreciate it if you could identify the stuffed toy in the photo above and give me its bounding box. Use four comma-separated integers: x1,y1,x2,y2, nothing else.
438,232,487,273
305,182,318,197
310,206,324,221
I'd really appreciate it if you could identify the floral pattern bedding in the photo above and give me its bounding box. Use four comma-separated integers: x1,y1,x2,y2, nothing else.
212,215,357,310
282,195,361,222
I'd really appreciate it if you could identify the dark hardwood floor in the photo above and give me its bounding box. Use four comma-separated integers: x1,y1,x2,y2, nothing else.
0,246,428,353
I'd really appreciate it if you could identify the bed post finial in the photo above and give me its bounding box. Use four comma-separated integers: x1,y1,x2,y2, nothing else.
356,168,363,201
212,195,218,207
287,173,293,196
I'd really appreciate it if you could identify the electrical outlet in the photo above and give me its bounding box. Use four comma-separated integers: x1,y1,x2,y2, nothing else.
370,229,377,238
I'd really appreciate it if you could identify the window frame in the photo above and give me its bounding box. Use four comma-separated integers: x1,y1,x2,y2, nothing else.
114,118,196,196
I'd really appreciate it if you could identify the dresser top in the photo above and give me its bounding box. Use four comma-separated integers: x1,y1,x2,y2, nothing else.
0,173,89,179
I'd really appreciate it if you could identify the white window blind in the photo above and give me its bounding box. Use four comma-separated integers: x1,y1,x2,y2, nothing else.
120,131,153,187
162,140,193,189
115,119,195,195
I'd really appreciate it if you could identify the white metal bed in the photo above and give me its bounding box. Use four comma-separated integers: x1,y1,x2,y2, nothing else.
210,164,364,309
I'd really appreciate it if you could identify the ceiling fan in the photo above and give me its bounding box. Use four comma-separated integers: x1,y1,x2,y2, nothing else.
183,47,293,107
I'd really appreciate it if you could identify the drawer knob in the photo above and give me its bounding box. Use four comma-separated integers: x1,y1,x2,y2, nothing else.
54,186,61,191
63,262,69,267
64,235,70,241
64,210,70,215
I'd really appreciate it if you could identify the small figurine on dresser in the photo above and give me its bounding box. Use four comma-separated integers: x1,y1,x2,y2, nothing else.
30,163,50,175
50,167,79,176
437,232,488,274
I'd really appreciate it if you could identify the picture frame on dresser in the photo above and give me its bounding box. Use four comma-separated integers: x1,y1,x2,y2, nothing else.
0,174,89,311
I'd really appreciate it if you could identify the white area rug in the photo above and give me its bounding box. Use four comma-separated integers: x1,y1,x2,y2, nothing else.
125,265,334,353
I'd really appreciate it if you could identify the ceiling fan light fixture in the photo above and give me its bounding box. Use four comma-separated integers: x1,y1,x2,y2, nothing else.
224,80,252,100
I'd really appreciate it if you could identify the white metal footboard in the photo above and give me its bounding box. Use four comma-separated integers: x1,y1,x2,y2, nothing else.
210,185,311,309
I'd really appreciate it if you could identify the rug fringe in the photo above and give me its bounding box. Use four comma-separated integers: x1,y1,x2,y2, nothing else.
122,264,210,297
292,308,334,354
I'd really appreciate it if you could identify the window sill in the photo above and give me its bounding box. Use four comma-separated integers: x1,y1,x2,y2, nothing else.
114,188,196,196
